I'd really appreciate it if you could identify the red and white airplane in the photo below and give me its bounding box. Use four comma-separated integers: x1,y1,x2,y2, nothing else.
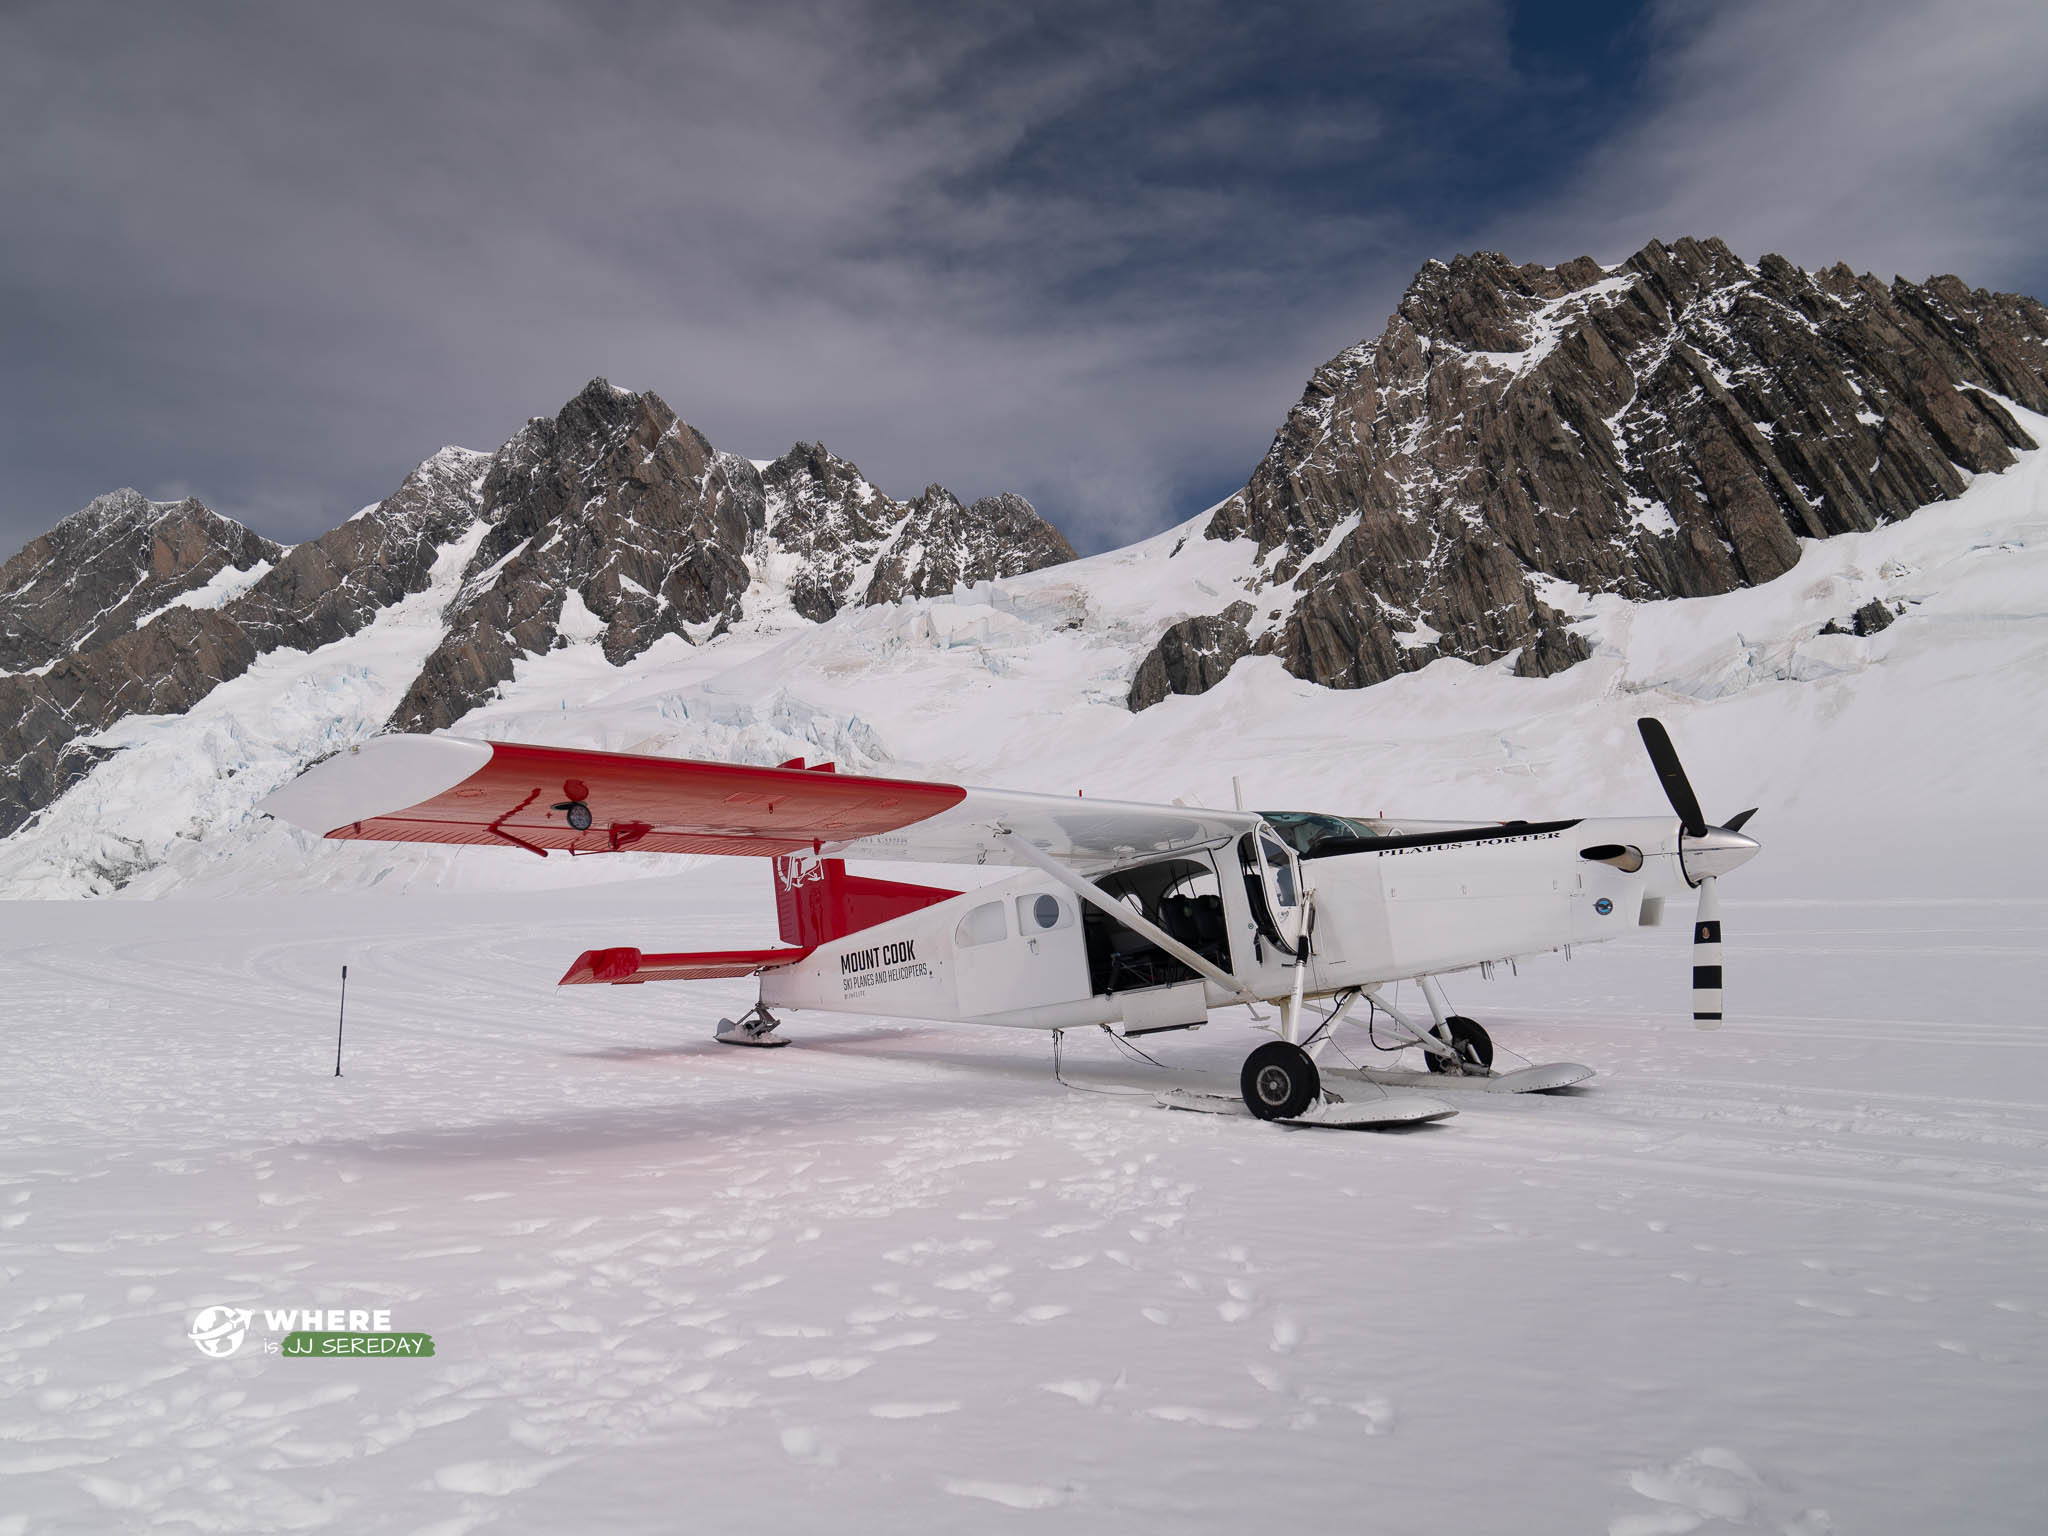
259,720,1758,1128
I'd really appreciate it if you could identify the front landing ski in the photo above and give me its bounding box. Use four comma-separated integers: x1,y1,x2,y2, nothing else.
1325,1061,1593,1094
1157,1087,1456,1128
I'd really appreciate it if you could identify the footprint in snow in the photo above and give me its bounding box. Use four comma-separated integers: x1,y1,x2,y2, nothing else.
767,1356,872,1382
939,1478,1071,1509
869,1401,961,1418
1269,1313,1301,1354
1145,1404,1259,1430
1610,1447,1832,1536
779,1426,837,1466
432,1458,572,1496
1040,1379,1106,1408
1792,1296,1859,1318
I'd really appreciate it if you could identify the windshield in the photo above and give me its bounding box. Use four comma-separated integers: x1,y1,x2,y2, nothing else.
1260,810,1378,857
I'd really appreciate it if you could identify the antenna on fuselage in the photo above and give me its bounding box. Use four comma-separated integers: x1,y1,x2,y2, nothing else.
1232,776,1245,811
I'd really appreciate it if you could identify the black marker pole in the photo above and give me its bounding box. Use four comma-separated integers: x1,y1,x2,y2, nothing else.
334,965,348,1078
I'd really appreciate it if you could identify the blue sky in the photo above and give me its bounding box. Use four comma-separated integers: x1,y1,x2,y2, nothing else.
3,0,2044,556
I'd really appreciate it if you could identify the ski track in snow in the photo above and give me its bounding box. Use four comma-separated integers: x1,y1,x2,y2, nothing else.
2,891,2045,1532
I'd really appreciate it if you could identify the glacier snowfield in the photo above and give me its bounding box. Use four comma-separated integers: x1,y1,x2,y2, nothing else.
4,886,2045,1533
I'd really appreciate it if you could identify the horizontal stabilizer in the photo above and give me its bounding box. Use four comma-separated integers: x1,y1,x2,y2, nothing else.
558,945,814,986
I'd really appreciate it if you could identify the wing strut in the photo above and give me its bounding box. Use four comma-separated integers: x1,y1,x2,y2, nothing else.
996,832,1263,1009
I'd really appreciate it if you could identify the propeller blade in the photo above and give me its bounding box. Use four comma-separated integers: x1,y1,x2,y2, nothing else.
1637,718,1709,838
1692,875,1723,1029
1722,807,1759,833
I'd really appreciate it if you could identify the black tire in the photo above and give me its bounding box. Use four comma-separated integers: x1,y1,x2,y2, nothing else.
1424,1015,1493,1074
1240,1041,1321,1120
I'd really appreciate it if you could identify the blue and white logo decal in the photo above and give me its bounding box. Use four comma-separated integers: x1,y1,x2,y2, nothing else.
1593,897,1614,916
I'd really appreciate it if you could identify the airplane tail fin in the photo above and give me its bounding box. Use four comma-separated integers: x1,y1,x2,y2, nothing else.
769,758,958,946
774,855,958,947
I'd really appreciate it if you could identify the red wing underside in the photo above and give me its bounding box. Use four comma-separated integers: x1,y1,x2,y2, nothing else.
319,741,966,857
559,946,815,985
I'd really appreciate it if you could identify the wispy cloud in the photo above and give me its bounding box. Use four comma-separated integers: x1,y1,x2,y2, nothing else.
1,1,2041,559
1498,0,2048,287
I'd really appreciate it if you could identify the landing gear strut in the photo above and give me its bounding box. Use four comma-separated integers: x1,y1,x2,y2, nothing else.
715,1003,790,1048
1240,1040,1320,1120
1423,1015,1493,1075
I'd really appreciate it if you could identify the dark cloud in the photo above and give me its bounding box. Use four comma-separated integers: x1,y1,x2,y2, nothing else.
1496,0,2048,289
1,1,2040,559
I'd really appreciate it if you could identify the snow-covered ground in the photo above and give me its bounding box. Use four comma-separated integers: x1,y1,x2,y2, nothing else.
4,883,2045,1532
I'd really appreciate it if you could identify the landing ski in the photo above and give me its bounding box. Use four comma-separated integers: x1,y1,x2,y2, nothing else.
1324,1061,1593,1094
1156,1087,1456,1127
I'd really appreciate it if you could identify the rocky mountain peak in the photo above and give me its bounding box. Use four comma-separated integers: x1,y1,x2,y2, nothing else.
390,380,764,732
757,443,1078,623
0,489,281,674
1394,248,1612,354
385,382,1072,731
0,377,1073,854
1134,235,2047,709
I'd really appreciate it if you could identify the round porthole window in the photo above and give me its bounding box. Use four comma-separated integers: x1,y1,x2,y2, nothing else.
1029,894,1061,930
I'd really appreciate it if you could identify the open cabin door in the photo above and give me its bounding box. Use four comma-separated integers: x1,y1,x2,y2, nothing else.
1239,826,1308,961
1076,854,1237,1032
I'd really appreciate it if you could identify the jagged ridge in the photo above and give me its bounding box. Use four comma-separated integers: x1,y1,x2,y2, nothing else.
0,382,1072,837
1130,236,2048,708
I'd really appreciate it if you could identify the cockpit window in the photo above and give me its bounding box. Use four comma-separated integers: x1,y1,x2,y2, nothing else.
1260,810,1379,857
1259,834,1298,908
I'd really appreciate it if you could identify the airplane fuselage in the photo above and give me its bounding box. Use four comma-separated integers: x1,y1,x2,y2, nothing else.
762,814,1695,1031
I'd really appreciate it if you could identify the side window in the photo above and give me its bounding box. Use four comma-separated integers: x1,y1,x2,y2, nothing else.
1260,833,1300,909
1016,892,1072,933
954,901,1007,947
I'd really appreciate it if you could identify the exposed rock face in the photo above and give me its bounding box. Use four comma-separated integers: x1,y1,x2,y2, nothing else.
761,443,1078,621
390,382,765,733
1821,599,1901,638
863,488,1077,607
0,377,1068,838
1131,236,2048,709
0,490,283,837
1125,602,1256,711
0,490,280,673
230,446,489,657
0,459,487,838
390,389,1076,732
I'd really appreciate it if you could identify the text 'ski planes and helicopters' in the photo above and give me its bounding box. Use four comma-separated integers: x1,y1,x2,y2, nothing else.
260,720,1760,1128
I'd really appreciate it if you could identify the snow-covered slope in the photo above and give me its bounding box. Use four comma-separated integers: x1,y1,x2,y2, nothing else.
5,400,2042,903
6,876,2045,1531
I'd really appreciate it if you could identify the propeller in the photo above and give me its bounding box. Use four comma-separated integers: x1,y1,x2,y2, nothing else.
1635,719,1762,1029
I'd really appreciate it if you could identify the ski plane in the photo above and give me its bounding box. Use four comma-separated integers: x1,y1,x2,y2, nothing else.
259,720,1759,1129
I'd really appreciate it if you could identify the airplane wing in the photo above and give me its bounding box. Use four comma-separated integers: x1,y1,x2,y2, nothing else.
258,736,965,858
822,785,1259,872
259,735,1260,872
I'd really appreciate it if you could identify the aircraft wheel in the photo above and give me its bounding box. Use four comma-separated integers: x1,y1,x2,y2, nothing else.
1425,1015,1492,1074
1240,1041,1320,1120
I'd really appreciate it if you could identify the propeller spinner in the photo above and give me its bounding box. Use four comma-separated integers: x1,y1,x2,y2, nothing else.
1635,719,1762,1028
